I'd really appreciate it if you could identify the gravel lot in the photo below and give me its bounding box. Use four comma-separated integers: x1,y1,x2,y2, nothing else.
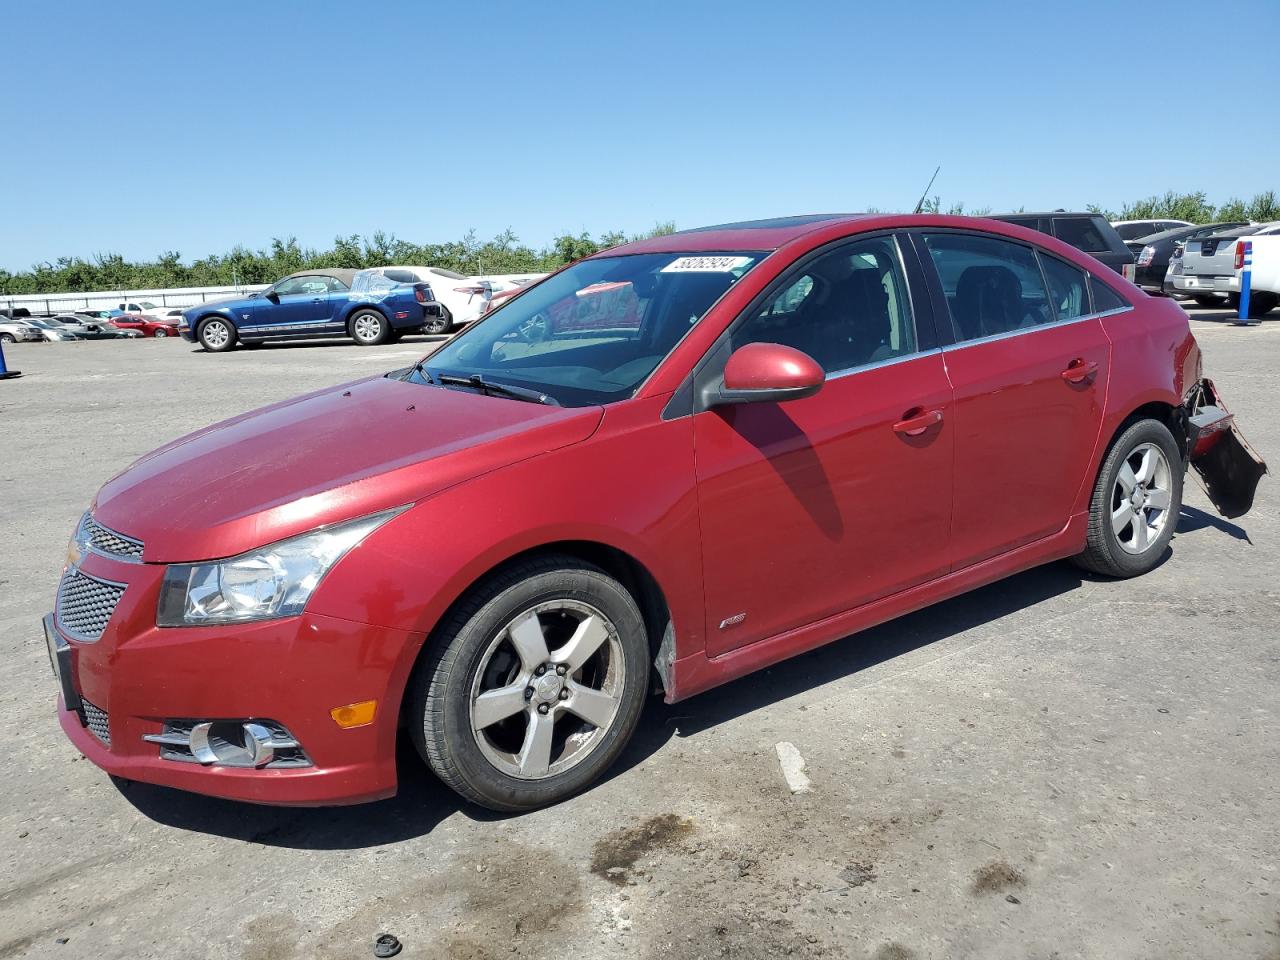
1,309,1277,960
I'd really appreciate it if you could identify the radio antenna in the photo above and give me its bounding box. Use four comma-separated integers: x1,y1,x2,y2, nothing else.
912,166,941,215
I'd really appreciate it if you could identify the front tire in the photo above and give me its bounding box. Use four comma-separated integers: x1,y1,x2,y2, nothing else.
197,317,236,353
0,333,14,343
152,328,169,338
409,555,650,811
350,309,391,346
1073,419,1183,578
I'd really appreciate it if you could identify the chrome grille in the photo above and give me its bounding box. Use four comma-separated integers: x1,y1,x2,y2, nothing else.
82,699,111,746
82,514,144,560
56,569,125,641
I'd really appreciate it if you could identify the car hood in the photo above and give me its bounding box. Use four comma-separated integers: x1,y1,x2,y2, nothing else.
92,376,604,562
182,295,257,316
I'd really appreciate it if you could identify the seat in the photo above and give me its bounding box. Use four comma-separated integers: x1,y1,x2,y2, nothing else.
954,265,1025,339
794,268,894,371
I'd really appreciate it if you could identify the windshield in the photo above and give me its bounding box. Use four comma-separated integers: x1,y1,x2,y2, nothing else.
416,251,765,406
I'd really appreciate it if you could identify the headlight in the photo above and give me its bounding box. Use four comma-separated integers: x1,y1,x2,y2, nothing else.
157,509,403,626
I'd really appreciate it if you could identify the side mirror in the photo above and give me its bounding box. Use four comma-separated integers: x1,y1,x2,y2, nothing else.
712,342,824,406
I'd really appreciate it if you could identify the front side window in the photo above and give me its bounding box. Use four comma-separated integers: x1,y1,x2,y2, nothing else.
1053,217,1111,253
420,251,765,407
923,233,1051,341
1038,253,1089,322
731,236,916,374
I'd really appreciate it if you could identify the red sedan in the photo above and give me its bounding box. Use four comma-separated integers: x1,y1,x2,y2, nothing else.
45,214,1264,810
110,314,180,338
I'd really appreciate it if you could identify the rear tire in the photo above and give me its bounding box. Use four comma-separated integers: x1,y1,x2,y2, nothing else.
349,309,391,346
408,555,650,811
1245,292,1278,319
1192,295,1224,307
197,317,236,353
1073,419,1183,578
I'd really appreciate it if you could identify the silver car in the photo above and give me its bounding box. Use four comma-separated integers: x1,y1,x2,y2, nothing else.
1171,221,1280,301
0,320,43,344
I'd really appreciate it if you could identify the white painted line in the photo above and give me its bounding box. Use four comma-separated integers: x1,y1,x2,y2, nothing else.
775,741,812,794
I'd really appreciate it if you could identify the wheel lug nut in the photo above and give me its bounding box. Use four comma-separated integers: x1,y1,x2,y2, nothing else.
559,688,570,700
537,703,550,715
524,687,534,700
535,665,546,676
555,664,567,676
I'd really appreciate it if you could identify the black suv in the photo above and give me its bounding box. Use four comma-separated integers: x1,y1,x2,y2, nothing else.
992,212,1135,278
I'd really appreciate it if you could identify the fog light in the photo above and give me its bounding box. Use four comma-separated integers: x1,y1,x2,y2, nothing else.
144,718,309,768
331,700,377,729
189,721,276,767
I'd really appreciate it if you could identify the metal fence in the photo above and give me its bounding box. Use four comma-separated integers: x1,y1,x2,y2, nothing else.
1,284,269,316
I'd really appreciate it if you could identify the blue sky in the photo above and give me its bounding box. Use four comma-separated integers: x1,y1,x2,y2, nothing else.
3,0,1277,272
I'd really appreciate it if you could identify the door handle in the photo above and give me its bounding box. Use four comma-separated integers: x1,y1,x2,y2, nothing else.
893,408,944,437
1061,358,1099,383
311,297,324,303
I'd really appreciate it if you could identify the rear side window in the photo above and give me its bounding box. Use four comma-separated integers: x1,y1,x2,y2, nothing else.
1038,254,1089,321
1053,217,1112,253
922,233,1051,341
1089,275,1129,313
381,269,419,284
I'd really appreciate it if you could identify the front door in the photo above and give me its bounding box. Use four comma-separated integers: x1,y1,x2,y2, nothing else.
915,231,1112,569
694,234,955,657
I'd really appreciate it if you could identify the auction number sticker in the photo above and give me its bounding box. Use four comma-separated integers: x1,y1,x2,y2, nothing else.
661,255,753,273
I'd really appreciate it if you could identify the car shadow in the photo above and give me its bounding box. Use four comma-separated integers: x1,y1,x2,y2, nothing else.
117,559,1099,847
1177,504,1252,543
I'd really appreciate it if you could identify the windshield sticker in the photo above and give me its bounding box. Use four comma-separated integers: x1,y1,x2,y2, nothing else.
349,271,401,303
660,255,753,274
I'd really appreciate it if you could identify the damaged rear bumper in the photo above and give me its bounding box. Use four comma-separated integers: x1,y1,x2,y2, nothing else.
1184,379,1267,519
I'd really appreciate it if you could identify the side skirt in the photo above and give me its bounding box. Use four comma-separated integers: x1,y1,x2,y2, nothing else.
665,514,1087,703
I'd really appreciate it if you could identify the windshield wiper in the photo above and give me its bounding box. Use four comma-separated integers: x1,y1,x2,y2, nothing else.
437,373,560,406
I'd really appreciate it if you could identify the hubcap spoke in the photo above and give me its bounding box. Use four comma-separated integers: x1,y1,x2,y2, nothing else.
1146,488,1171,510
1111,502,1135,537
1132,513,1151,551
472,683,529,729
565,684,619,728
1116,462,1138,495
516,710,556,777
508,612,550,672
552,614,610,672
1133,448,1155,485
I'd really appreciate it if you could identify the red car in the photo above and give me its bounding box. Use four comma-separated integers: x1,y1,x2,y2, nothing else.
45,214,1265,811
110,314,180,338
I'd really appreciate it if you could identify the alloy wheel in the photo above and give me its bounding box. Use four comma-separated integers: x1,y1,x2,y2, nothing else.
1110,441,1173,554
202,321,229,348
354,315,382,342
468,599,625,780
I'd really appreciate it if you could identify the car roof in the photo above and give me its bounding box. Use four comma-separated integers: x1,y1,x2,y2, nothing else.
991,211,1102,219
279,268,360,285
601,214,878,255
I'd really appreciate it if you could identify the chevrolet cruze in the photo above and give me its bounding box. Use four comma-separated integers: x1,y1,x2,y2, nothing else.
44,214,1265,811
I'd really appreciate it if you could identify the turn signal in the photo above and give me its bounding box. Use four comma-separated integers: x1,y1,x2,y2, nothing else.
330,700,377,729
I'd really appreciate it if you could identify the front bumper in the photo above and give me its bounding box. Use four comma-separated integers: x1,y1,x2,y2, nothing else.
45,548,417,806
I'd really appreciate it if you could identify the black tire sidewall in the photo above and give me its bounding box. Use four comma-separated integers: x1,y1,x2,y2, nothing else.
414,560,650,811
1092,420,1184,577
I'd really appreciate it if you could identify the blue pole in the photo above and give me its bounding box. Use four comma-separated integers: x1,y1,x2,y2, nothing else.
1237,240,1253,326
0,338,21,380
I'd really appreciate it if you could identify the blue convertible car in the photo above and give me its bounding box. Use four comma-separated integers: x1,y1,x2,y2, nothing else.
180,268,444,352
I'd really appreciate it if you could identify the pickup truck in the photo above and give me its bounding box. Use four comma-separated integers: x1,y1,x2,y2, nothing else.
1171,222,1280,317
1236,235,1280,319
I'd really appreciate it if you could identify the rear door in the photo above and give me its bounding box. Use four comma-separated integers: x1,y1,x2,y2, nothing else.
693,232,955,655
914,231,1112,570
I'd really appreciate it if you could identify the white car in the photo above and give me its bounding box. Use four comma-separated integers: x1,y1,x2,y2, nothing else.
365,266,546,332
1112,218,1194,242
